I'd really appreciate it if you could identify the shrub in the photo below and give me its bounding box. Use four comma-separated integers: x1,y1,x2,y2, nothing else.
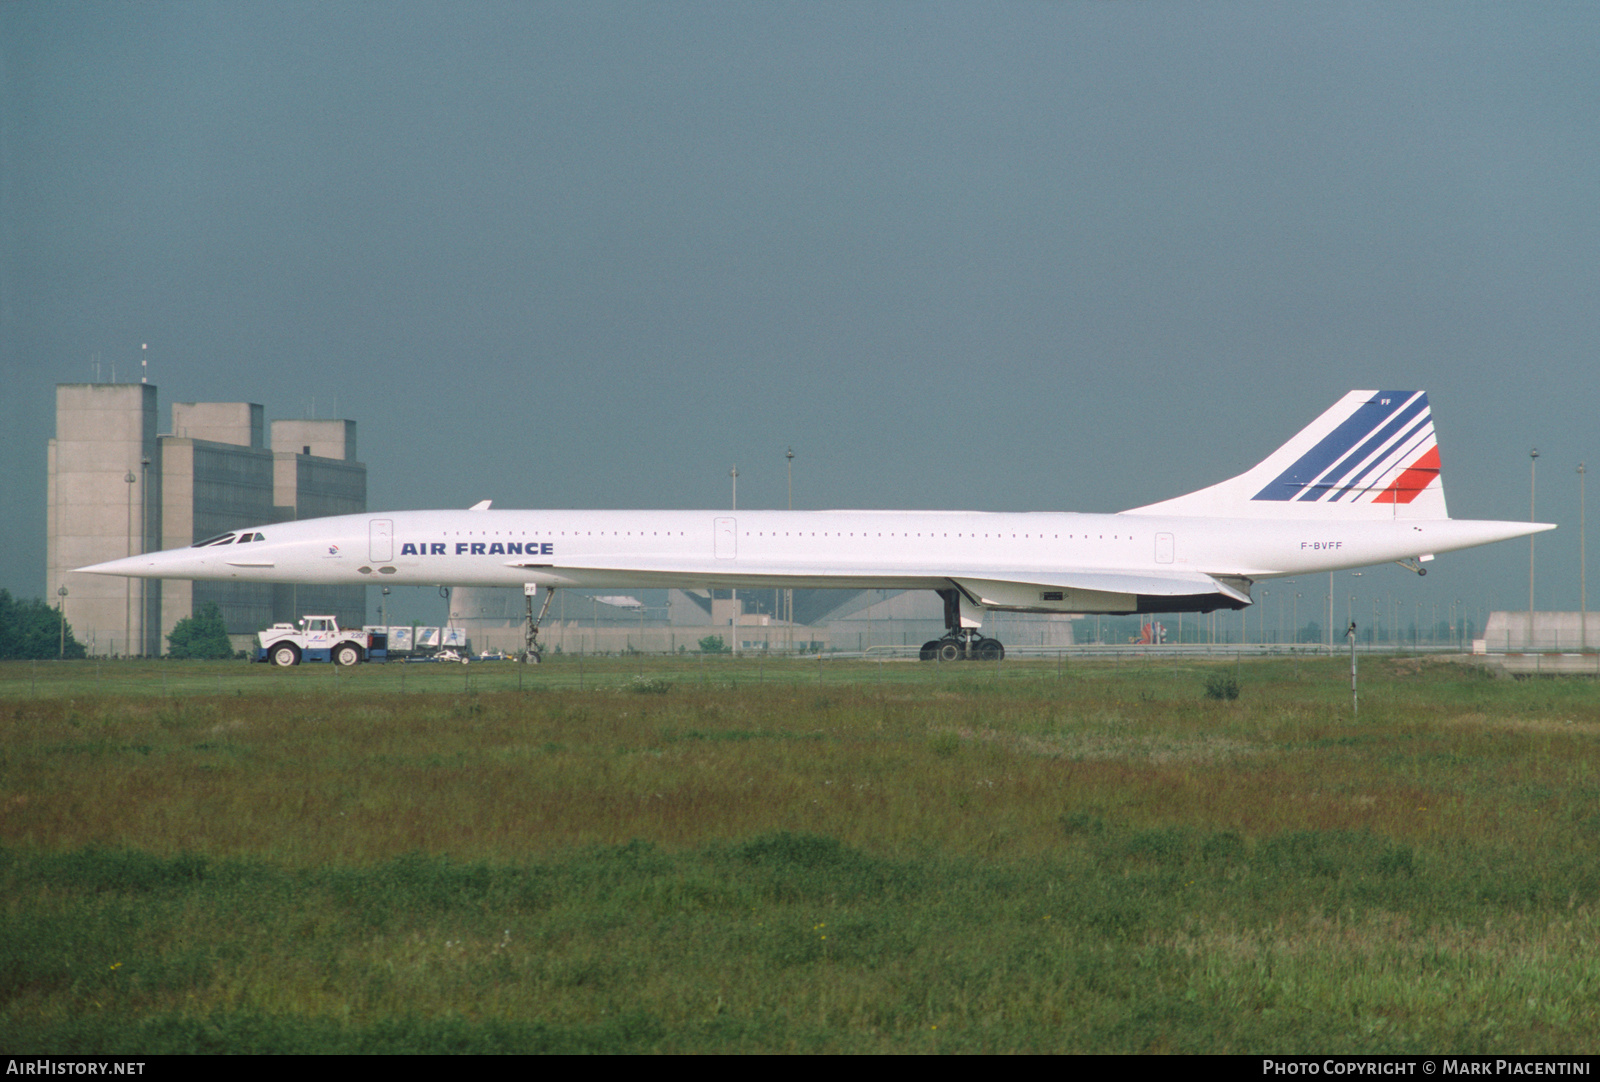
0,590,86,659
166,602,234,660
1203,672,1240,700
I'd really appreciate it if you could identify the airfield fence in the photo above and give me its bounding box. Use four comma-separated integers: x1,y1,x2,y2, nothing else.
0,641,1507,701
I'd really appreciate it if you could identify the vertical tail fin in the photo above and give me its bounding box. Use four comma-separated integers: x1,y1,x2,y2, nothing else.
1124,391,1449,519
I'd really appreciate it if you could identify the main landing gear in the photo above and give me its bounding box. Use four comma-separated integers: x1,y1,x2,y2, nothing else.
918,588,1005,662
918,635,1006,662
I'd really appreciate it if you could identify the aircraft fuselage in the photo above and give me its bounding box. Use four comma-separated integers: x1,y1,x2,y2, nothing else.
87,506,1539,616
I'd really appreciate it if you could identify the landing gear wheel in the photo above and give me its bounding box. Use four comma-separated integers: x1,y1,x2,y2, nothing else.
524,651,542,664
975,639,1005,662
920,640,941,661
937,641,963,663
333,644,361,667
271,644,299,667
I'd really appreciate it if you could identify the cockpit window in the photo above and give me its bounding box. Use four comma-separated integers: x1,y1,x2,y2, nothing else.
193,533,237,547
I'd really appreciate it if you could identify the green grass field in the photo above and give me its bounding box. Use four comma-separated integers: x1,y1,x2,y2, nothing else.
2,654,1598,1053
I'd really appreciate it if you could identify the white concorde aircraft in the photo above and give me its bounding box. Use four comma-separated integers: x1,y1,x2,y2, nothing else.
81,391,1552,662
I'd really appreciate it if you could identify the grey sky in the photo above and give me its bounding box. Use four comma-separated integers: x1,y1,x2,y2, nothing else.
4,2,1596,629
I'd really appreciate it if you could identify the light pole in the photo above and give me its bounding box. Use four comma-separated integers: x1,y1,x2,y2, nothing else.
124,469,136,658
729,466,739,653
1580,462,1588,652
1327,571,1334,652
57,585,68,658
1530,448,1539,650
138,456,149,657
785,448,794,650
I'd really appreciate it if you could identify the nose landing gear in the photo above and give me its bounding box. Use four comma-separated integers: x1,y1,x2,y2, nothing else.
523,585,554,663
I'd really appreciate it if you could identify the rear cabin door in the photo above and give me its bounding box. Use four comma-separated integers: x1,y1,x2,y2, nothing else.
714,517,737,560
1155,532,1175,564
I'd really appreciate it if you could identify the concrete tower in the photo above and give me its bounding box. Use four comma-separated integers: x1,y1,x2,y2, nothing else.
47,384,161,657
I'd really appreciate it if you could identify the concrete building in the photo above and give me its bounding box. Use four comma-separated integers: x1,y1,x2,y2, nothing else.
47,383,366,656
1482,611,1600,653
158,401,276,644
46,384,161,657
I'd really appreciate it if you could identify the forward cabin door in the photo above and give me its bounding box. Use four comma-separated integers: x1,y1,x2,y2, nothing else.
370,519,394,563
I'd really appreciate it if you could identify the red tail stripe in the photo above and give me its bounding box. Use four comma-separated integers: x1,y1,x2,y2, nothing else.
1373,446,1441,504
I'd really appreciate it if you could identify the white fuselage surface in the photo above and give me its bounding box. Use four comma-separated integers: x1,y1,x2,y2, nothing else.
79,506,1540,618
80,391,1553,622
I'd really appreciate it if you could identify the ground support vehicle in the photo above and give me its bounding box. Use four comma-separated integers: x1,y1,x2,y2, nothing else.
256,616,387,666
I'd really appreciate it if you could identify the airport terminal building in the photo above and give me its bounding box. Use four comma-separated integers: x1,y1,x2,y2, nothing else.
46,383,366,656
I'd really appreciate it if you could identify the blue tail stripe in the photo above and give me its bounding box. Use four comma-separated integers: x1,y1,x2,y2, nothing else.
1253,391,1417,502
1294,398,1429,501
1313,394,1429,500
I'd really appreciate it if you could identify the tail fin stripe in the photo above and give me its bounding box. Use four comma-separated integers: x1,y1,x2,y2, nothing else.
1308,397,1430,501
1336,420,1436,502
1253,391,1420,502
1325,413,1434,502
1374,446,1442,504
